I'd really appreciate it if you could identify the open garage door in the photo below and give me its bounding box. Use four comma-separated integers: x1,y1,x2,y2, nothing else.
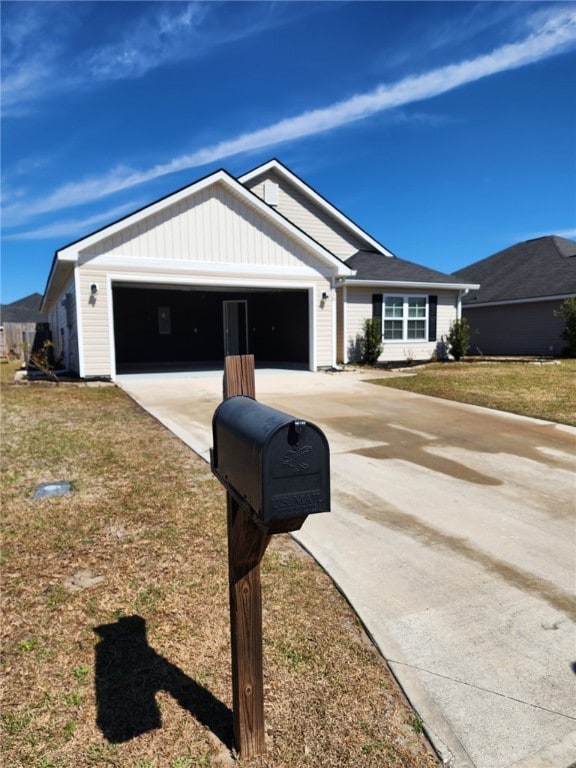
112,284,310,374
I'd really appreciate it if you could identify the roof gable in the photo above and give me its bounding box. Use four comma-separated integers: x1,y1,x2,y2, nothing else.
57,169,348,274
239,159,395,258
43,166,354,308
454,236,576,304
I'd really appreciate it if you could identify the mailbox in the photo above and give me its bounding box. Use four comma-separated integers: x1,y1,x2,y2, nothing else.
212,395,330,531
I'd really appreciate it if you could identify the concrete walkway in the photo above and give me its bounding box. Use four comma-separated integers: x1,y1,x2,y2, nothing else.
117,369,576,768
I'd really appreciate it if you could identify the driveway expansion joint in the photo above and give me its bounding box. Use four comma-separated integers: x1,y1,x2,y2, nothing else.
388,659,576,720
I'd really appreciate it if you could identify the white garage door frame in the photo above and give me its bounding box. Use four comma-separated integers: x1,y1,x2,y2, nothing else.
106,273,319,380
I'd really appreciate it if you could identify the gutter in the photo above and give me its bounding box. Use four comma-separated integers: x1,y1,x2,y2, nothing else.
342,279,480,292
464,292,575,309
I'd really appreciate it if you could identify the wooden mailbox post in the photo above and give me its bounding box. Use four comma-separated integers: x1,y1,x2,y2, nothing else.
212,355,330,758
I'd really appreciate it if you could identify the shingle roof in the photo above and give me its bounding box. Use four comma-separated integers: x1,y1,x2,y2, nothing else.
346,250,467,284
1,293,46,323
453,236,576,304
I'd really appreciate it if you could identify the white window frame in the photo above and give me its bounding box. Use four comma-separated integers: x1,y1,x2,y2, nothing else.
382,295,428,342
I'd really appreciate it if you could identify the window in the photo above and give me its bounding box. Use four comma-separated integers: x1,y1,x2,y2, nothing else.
382,296,428,341
383,297,404,339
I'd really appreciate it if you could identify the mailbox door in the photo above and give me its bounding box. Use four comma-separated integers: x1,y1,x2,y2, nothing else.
262,425,330,523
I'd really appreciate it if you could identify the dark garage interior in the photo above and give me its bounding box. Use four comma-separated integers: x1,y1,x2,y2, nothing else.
113,285,310,373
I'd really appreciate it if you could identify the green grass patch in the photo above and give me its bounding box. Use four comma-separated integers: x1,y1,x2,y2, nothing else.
367,359,576,426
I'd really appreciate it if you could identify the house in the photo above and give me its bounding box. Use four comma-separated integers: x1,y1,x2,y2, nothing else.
453,236,576,356
0,293,49,361
41,159,477,379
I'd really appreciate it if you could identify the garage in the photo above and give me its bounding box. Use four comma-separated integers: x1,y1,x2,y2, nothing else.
112,284,310,373
41,162,358,379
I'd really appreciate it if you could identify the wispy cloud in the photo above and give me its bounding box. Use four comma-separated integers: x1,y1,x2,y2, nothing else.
555,228,576,240
3,201,141,242
520,227,576,241
85,1,307,81
1,3,87,116
86,2,209,80
1,1,309,116
4,6,576,228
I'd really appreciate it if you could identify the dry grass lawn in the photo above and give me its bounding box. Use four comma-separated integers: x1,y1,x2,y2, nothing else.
368,359,576,426
1,363,438,768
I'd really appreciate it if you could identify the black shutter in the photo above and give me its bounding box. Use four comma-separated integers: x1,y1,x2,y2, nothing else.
428,295,438,341
372,294,383,320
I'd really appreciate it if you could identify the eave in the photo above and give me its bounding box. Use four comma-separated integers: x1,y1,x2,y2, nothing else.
341,279,480,291
464,292,576,309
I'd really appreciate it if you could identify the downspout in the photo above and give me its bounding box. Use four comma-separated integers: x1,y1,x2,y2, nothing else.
457,288,469,320
334,276,347,365
331,277,337,369
74,267,86,379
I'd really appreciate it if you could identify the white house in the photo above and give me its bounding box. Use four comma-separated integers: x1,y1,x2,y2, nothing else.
41,159,477,378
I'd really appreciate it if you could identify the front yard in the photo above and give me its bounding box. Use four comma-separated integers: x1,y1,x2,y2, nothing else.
368,359,576,426
0,363,437,768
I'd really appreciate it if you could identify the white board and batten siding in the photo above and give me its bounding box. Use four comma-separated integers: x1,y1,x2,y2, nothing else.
85,182,334,271
76,182,336,378
342,287,457,363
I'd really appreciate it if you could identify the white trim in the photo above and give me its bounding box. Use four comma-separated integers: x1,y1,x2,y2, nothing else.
58,251,77,263
464,293,576,309
79,254,332,278
309,286,316,371
74,267,86,379
108,273,319,291
107,274,319,377
381,294,429,343
239,159,395,258
107,275,117,380
342,284,348,364
345,279,480,291
330,285,337,368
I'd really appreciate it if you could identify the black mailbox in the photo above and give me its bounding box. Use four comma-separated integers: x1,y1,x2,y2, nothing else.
211,396,330,530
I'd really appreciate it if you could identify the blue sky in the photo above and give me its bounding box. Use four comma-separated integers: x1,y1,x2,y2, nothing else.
1,1,575,304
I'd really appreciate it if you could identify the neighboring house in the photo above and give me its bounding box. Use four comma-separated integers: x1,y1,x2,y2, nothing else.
41,159,477,379
0,293,49,361
453,236,576,356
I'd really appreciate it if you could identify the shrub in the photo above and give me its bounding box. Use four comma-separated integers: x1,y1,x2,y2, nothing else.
555,297,576,356
360,318,383,365
446,318,470,361
27,340,59,383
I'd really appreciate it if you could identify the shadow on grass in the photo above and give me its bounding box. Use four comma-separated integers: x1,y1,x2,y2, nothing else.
94,615,233,749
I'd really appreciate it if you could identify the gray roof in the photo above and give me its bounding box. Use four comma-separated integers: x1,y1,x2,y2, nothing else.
1,293,46,323
346,250,467,284
453,236,576,304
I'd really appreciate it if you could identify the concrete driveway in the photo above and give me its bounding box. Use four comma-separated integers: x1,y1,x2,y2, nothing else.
117,369,576,768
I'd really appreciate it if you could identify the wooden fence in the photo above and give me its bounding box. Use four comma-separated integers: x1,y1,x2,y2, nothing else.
0,323,50,361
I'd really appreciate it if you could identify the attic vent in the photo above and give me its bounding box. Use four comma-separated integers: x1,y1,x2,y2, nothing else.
263,182,279,206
